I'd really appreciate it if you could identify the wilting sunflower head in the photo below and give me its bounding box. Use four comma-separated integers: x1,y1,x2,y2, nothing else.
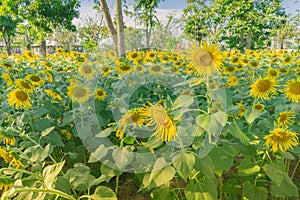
188,42,223,76
67,84,90,103
285,79,300,102
78,63,95,79
277,110,295,128
7,89,32,110
143,103,177,142
264,128,298,153
250,77,278,100
94,88,107,101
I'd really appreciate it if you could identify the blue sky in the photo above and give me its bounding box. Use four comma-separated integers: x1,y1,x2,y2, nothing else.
81,0,299,14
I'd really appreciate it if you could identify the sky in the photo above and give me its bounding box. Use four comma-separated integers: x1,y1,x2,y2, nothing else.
76,0,300,26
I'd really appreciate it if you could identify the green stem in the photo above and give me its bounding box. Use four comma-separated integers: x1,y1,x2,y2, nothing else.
0,168,35,176
115,175,120,195
1,188,76,200
219,175,223,200
291,158,300,180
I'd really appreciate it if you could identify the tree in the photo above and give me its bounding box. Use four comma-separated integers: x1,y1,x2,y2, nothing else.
133,0,164,48
3,0,80,57
183,0,287,50
0,15,19,55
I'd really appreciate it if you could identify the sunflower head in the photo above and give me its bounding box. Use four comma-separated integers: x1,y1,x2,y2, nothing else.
7,89,32,110
285,79,300,102
264,128,298,153
95,88,107,101
250,77,278,100
67,84,90,103
78,63,95,79
277,110,295,128
253,102,265,112
188,42,223,76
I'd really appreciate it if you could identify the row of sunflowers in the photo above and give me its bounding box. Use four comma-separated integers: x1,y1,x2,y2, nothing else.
0,44,299,199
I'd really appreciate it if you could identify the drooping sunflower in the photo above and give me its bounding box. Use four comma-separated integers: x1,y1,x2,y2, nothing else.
7,89,32,110
188,42,223,76
0,177,14,191
285,79,300,102
0,130,16,146
149,64,164,75
277,110,295,128
26,74,44,87
142,103,176,142
15,79,34,93
250,77,278,99
95,88,107,101
78,63,95,79
67,84,90,103
60,129,72,140
119,108,146,129
1,73,13,86
264,128,298,153
236,102,246,117
253,102,265,112
41,61,53,70
40,70,53,82
1,61,13,70
44,89,63,101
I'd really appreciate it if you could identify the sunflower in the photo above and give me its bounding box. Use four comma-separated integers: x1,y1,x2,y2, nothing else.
249,60,259,68
285,79,300,102
127,51,141,61
278,110,295,128
149,64,164,75
223,66,236,74
279,67,289,74
0,130,16,146
142,103,176,142
1,73,13,86
78,63,95,79
135,64,145,74
266,68,279,78
282,55,293,66
95,88,107,101
145,52,157,62
250,77,278,99
23,50,35,59
60,129,72,140
26,74,44,86
160,54,170,63
0,147,24,168
116,128,123,139
41,61,53,70
116,63,133,75
0,177,14,191
56,47,64,55
15,79,34,93
227,76,238,87
230,56,239,64
119,108,146,129
67,84,90,103
253,102,265,112
188,42,223,76
44,89,63,101
107,50,117,59
7,89,32,110
236,102,246,117
264,128,298,153
40,70,53,82
99,66,111,77
1,61,13,69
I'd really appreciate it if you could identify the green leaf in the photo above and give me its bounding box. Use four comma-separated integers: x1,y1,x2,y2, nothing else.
55,176,71,194
244,110,264,124
112,148,134,170
238,158,260,176
43,161,65,189
100,165,123,182
171,95,194,110
123,136,135,144
33,119,51,131
88,145,108,163
184,178,218,200
40,126,55,137
208,111,227,137
196,114,211,131
90,186,117,200
194,155,215,178
173,152,195,180
227,122,250,145
149,158,176,187
242,182,268,200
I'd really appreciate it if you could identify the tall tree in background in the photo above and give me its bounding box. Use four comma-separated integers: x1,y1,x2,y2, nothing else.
133,0,164,48
183,0,287,50
96,0,125,56
0,15,19,55
3,0,80,57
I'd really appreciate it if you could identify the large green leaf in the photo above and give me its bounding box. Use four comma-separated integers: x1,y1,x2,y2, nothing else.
242,182,268,200
43,161,65,189
173,152,195,180
227,122,250,145
148,158,176,187
90,186,117,200
184,178,218,200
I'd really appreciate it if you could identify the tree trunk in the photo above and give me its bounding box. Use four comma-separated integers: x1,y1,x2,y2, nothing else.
240,33,245,50
2,28,11,55
145,26,150,49
25,33,31,50
246,31,252,49
41,40,46,57
116,0,125,56
99,0,118,52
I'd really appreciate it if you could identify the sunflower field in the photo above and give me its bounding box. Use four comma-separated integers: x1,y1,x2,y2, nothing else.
0,44,300,200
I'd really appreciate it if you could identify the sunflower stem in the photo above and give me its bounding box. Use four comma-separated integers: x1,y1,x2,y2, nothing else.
291,158,300,180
